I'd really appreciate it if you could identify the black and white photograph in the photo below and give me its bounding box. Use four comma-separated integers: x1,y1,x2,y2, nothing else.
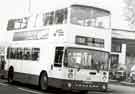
0,0,135,94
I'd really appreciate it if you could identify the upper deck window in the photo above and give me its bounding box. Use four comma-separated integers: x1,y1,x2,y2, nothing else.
7,17,28,31
43,12,54,25
43,8,67,26
54,9,67,24
70,5,110,28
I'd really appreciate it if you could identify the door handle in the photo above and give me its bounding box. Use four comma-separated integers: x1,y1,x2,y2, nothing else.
51,64,53,70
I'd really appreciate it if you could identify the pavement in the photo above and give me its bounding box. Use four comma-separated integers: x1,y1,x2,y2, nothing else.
120,81,135,86
109,79,135,87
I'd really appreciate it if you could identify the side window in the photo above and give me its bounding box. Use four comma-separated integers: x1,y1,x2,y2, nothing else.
23,48,31,60
7,48,11,59
7,47,14,59
54,47,64,67
43,11,54,26
13,48,23,59
11,48,16,59
32,48,40,61
19,48,24,59
7,17,28,31
6,47,40,61
15,48,20,59
54,8,67,24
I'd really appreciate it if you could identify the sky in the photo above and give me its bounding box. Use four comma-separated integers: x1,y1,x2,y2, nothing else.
0,0,129,31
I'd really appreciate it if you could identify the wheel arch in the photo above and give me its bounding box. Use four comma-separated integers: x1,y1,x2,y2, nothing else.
8,66,14,72
39,70,48,78
38,70,48,85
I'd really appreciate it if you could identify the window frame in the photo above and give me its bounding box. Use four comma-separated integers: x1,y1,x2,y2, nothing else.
54,47,64,67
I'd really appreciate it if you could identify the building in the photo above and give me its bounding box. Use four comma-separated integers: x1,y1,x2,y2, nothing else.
111,28,135,73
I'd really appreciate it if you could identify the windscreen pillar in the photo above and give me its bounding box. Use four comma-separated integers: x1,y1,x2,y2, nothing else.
119,44,126,65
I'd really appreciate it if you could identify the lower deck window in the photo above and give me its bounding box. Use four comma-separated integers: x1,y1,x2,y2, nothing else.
7,47,40,61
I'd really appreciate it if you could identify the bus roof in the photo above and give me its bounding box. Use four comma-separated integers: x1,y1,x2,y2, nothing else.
71,4,110,14
31,0,110,14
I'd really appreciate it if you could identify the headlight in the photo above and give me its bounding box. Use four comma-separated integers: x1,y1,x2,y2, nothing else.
68,73,73,78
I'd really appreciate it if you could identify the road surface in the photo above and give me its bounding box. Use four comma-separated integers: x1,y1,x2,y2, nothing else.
0,79,134,94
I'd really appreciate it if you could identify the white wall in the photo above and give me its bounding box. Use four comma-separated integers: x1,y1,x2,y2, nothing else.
119,44,126,65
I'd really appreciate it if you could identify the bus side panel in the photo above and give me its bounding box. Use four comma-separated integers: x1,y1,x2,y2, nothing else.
17,44,50,85
17,44,55,85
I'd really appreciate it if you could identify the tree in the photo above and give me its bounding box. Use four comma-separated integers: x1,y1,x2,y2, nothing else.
124,0,135,27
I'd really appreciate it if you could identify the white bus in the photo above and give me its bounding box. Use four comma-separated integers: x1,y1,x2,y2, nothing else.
5,3,111,92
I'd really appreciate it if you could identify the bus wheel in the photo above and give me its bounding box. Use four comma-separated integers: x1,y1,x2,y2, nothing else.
79,90,88,94
8,67,14,84
39,72,48,91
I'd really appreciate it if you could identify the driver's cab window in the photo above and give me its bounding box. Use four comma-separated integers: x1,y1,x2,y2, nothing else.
54,47,64,67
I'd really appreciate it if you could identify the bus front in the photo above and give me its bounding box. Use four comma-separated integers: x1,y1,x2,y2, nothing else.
65,4,111,52
62,4,111,91
62,47,109,91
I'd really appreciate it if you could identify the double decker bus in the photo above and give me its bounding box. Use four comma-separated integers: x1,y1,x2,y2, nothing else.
5,2,111,92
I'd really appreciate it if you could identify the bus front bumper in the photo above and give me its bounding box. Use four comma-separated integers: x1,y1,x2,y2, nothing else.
48,78,108,91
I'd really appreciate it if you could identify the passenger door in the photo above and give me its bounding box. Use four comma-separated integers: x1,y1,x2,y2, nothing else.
50,47,64,79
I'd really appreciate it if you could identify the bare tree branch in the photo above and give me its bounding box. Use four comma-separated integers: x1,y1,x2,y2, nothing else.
124,0,135,26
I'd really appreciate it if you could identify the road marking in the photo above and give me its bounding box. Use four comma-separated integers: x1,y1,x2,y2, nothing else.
0,82,8,86
17,87,45,94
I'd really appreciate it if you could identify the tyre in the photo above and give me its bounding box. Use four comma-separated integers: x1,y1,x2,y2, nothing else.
39,72,48,91
8,67,14,84
79,90,88,94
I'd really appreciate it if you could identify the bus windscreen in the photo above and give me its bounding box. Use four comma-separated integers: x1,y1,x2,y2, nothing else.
64,48,109,71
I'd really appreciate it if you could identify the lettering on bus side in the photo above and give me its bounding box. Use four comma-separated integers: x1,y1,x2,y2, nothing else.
13,30,49,41
7,47,40,61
